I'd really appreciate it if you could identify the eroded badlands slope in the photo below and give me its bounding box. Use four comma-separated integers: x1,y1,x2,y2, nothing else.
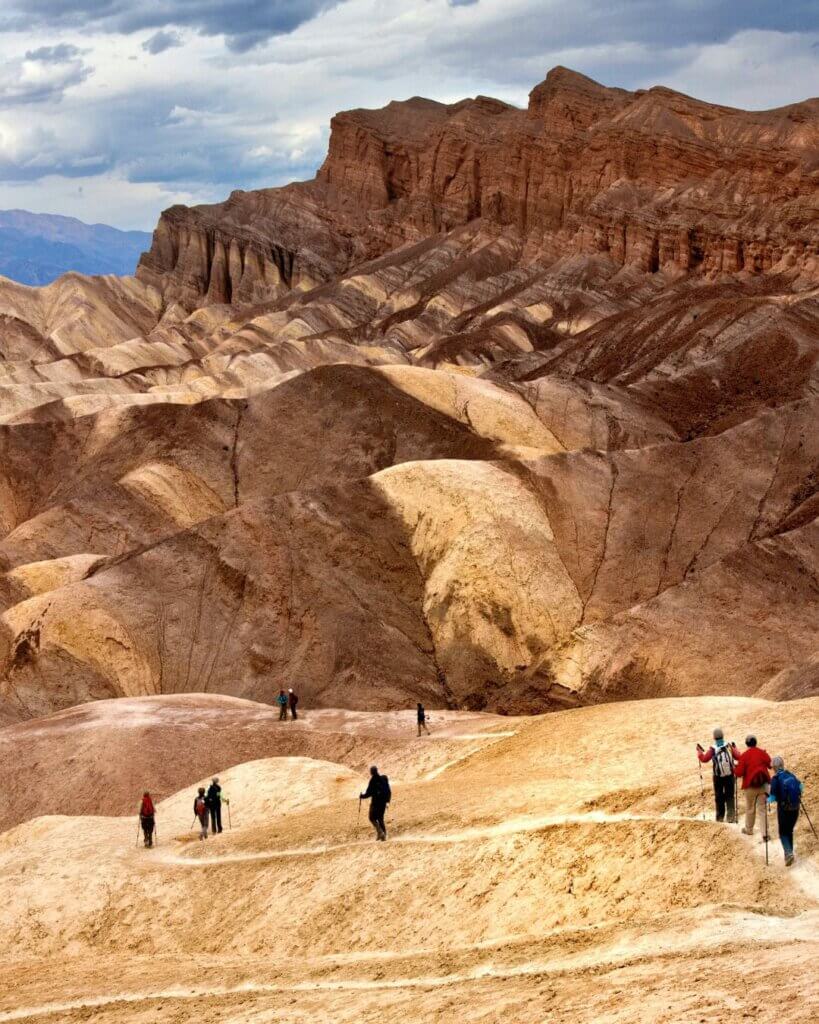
0,696,816,1023
0,67,818,720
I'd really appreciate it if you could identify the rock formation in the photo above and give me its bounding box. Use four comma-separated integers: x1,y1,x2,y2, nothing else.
138,67,819,311
0,67,818,721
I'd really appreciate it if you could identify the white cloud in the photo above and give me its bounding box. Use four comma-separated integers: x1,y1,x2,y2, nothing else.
0,1,814,228
0,48,91,106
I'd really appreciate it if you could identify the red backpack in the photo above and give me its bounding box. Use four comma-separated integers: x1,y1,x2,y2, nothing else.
195,796,207,817
140,796,154,817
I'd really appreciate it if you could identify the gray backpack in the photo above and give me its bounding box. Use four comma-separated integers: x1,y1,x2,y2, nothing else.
713,745,733,778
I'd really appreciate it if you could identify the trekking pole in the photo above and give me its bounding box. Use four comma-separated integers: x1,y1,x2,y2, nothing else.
697,761,706,820
135,821,141,848
801,799,818,840
190,816,196,831
763,796,769,866
358,796,362,827
228,801,232,830
154,823,158,848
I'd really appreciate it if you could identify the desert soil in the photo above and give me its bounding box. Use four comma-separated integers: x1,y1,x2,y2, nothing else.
0,694,815,1022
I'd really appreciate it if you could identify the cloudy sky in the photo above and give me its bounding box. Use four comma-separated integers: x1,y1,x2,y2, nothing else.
0,0,816,230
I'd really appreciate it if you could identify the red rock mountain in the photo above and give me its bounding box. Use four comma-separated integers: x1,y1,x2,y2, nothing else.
137,67,819,310
0,67,818,722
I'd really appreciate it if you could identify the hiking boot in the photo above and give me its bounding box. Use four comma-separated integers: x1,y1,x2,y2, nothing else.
785,854,795,867
741,828,753,835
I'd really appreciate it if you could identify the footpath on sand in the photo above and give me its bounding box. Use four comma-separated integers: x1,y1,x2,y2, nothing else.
0,699,816,1024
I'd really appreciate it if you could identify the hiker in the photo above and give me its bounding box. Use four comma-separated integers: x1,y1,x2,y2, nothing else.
194,786,209,840
767,756,803,866
206,777,223,834
276,689,288,721
696,728,736,822
417,702,429,737
139,791,155,848
360,765,391,841
288,688,299,720
732,735,772,837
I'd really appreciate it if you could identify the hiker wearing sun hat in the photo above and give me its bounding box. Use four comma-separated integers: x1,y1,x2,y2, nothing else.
767,756,803,866
696,727,736,823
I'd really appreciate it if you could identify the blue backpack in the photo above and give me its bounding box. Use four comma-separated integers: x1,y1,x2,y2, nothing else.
779,771,802,812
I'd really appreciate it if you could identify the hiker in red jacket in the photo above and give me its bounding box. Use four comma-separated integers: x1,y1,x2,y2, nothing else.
139,792,155,848
732,736,772,837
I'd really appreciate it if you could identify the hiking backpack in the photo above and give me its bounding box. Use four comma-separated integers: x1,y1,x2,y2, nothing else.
712,745,733,778
380,775,392,804
195,796,207,817
780,772,802,812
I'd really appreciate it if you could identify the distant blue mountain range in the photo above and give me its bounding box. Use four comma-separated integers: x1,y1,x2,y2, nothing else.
0,209,151,286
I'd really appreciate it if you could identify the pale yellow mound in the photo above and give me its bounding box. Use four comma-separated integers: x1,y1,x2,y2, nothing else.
157,756,359,833
0,697,815,1022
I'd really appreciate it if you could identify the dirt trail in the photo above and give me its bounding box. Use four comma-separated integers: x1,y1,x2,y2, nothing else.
157,810,709,866
0,697,816,1023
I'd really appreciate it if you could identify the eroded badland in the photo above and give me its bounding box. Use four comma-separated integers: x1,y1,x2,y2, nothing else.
0,67,818,1021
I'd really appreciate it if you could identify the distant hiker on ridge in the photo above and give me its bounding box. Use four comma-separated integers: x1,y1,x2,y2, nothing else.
360,765,391,841
276,689,288,721
139,791,155,848
767,756,803,866
206,777,223,835
417,702,430,737
696,727,736,822
732,735,772,837
194,787,209,840
289,688,299,720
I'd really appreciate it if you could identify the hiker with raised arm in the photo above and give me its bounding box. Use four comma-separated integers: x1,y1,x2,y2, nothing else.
732,735,772,836
139,792,155,848
194,787,209,840
360,765,391,841
417,702,430,737
767,756,803,866
696,727,736,822
276,689,288,721
206,777,223,835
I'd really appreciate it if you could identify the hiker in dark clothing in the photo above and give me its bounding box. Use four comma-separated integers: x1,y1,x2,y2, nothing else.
139,792,155,848
206,777,223,834
276,689,288,721
417,702,429,737
288,688,299,720
360,765,391,841
768,756,803,866
696,727,736,822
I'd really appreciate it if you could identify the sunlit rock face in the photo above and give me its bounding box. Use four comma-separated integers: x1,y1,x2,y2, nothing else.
0,67,818,723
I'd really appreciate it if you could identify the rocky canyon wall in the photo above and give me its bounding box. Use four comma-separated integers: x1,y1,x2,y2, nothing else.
138,67,819,310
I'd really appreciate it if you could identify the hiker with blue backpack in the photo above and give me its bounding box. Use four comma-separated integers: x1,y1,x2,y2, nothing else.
767,756,803,866
697,728,737,823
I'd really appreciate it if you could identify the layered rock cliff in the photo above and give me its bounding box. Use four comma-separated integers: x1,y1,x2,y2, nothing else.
137,67,819,310
1,67,818,720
